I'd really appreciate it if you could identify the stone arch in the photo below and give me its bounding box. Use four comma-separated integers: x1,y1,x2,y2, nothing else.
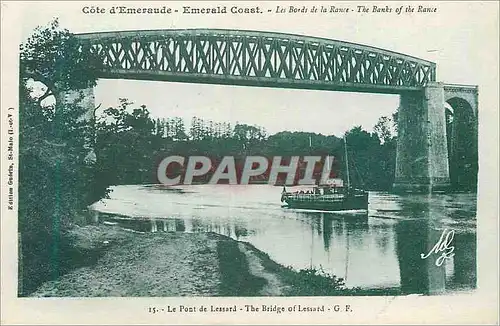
444,96,478,190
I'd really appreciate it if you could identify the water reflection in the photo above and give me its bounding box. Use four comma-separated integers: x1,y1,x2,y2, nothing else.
93,214,188,233
395,219,476,294
90,185,477,294
322,215,333,250
451,232,476,289
395,219,445,294
393,194,477,294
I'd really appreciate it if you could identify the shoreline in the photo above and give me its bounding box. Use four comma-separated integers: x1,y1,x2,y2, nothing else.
28,223,401,297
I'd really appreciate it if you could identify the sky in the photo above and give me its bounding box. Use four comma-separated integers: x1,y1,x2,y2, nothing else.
93,80,398,136
15,1,497,136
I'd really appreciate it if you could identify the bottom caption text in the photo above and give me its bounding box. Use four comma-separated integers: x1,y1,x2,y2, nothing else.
148,304,352,315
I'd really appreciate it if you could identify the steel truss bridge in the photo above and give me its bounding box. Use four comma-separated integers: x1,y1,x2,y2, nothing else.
75,29,436,94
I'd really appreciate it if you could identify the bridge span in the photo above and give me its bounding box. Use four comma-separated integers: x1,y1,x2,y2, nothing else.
57,29,477,192
74,29,436,94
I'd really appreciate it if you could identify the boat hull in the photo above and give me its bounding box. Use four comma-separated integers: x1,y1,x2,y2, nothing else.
284,193,368,212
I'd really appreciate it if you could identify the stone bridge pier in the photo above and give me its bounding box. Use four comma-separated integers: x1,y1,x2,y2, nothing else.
56,87,97,164
393,82,478,193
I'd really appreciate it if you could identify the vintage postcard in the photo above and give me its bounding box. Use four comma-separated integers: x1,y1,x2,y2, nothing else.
1,0,498,325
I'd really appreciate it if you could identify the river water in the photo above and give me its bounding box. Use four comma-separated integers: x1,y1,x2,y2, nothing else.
90,184,477,295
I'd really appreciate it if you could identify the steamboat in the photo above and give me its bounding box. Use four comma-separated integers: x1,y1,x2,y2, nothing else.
280,137,369,212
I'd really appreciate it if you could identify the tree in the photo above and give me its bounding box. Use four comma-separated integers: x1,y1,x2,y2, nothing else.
373,115,397,144
173,117,187,140
20,19,103,102
392,110,399,134
233,123,267,149
344,126,386,189
96,100,160,184
19,19,108,295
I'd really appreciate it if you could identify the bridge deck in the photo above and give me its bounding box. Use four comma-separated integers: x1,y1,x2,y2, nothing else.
75,29,436,93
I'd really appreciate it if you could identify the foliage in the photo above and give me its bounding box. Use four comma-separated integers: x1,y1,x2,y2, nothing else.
373,115,396,144
157,117,188,140
295,267,346,290
233,123,267,148
20,19,103,96
95,100,164,184
345,126,396,189
94,99,398,190
18,20,109,295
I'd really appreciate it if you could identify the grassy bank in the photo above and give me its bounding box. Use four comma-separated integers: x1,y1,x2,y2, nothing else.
215,235,267,296
28,224,400,297
240,240,401,296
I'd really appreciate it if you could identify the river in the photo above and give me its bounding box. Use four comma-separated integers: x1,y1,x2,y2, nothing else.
90,184,477,295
